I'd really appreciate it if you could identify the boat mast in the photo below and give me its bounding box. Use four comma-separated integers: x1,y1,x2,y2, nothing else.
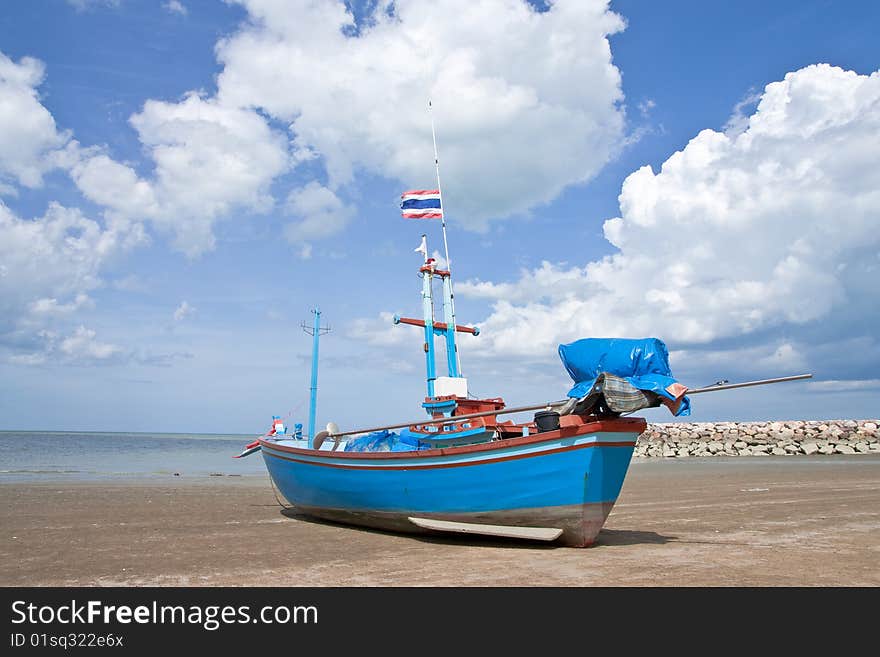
429,99,463,378
419,252,437,397
394,103,479,400
302,308,331,447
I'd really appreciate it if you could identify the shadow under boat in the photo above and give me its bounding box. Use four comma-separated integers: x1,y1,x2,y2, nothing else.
280,506,673,549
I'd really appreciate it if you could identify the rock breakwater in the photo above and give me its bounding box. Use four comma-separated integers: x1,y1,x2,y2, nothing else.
636,419,879,458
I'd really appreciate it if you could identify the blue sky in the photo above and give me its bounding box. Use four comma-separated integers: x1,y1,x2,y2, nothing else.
0,0,878,433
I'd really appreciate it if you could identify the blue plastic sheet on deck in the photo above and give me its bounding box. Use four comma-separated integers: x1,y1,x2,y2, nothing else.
343,429,428,452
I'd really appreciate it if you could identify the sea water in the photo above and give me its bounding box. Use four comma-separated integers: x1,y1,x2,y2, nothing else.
5,431,874,483
0,431,268,481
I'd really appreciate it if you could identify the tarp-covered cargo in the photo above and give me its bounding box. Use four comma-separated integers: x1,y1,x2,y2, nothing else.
558,337,690,416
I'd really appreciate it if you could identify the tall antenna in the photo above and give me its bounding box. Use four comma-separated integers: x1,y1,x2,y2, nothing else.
302,307,331,447
429,99,463,376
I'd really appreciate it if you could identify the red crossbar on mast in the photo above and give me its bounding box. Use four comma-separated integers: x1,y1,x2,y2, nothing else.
394,316,479,335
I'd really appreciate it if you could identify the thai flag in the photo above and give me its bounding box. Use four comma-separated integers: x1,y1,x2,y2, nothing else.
401,189,443,219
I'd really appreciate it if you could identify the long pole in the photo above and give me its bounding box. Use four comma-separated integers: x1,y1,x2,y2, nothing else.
324,399,571,439
321,372,813,438
685,373,812,394
308,308,321,446
429,99,463,377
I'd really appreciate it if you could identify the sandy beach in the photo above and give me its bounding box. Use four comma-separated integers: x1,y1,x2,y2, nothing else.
2,456,878,586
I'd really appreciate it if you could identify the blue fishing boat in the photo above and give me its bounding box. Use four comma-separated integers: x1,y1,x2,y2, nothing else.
243,219,814,545
240,114,810,545
238,99,700,544
260,414,647,546
247,234,694,545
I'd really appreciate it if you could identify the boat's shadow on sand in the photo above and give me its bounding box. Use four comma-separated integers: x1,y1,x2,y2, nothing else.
595,528,674,547
280,508,673,549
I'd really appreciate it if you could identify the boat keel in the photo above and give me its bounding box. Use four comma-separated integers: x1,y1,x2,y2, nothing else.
408,517,563,541
288,501,620,547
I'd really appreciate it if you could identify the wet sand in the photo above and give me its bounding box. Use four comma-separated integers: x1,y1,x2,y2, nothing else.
1,456,878,586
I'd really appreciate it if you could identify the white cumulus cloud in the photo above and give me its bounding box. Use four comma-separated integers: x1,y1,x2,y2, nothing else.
216,0,626,231
163,1,188,16
58,325,122,361
284,182,356,257
0,201,141,361
1,45,292,258
71,92,290,256
0,53,70,189
28,294,95,316
66,0,121,13
173,300,195,321
10,325,123,365
3,1,630,256
806,379,880,393
457,64,880,376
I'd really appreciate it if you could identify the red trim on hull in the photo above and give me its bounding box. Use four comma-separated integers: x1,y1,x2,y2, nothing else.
262,439,637,471
258,416,646,460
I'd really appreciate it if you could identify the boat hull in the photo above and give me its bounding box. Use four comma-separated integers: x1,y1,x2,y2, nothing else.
259,417,645,547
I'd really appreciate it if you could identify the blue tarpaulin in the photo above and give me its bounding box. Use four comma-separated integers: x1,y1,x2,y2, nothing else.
558,337,690,416
343,429,428,452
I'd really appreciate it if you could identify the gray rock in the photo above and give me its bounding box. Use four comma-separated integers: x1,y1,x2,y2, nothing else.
639,421,880,458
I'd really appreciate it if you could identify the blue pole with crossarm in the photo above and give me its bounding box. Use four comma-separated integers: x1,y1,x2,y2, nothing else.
308,308,322,446
302,308,330,446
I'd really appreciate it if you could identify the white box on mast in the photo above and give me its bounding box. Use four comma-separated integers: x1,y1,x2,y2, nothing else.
434,377,468,398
